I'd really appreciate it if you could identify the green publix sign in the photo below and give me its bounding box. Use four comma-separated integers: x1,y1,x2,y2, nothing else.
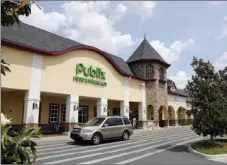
73,63,107,87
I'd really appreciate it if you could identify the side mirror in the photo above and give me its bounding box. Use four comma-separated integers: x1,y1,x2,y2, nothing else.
103,123,108,127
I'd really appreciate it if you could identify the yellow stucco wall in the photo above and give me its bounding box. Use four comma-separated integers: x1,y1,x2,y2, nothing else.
1,47,143,125
1,46,142,102
128,79,142,102
1,46,32,90
1,91,24,124
41,50,142,102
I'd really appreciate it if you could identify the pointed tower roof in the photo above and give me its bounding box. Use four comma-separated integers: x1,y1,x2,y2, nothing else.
127,37,170,67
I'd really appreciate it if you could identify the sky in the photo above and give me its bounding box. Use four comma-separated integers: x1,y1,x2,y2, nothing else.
19,1,227,89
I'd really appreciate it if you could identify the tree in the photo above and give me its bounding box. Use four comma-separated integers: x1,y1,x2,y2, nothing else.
186,57,227,142
1,0,33,75
218,67,227,132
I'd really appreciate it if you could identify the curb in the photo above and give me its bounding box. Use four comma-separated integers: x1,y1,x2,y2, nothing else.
188,144,227,161
31,134,69,142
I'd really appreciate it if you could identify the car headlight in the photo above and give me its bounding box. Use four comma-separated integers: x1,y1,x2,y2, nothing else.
82,129,93,133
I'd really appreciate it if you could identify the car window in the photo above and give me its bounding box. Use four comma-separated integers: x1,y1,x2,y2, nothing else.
104,118,115,126
104,118,123,126
123,118,130,125
86,117,106,126
113,118,123,126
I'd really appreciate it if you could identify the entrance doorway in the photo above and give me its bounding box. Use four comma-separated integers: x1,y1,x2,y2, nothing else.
78,106,89,123
159,107,164,127
159,106,168,127
113,108,120,115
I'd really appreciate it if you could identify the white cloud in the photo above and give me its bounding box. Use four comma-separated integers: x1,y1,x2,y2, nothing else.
19,4,66,33
110,3,127,22
61,1,135,55
19,2,136,55
169,71,191,89
149,39,195,63
18,1,158,55
214,52,227,70
215,16,227,39
125,1,156,21
224,16,227,21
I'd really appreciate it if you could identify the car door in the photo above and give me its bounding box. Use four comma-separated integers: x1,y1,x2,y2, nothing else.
101,118,116,139
113,117,124,137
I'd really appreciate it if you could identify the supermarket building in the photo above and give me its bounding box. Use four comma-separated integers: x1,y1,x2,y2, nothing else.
1,23,192,130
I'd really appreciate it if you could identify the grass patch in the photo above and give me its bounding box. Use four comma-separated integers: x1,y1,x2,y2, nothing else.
192,139,227,155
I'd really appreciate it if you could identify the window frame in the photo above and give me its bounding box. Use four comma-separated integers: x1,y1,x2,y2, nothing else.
78,105,89,123
94,106,97,117
159,67,165,80
49,103,60,124
61,104,66,123
146,65,153,79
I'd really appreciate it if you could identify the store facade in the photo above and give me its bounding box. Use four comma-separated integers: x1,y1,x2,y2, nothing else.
1,23,191,131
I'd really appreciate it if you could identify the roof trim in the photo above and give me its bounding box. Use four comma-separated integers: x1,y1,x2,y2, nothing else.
127,59,171,68
168,90,188,97
2,38,149,81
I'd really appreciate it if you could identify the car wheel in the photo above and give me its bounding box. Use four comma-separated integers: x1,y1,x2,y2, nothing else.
91,133,102,145
122,131,129,141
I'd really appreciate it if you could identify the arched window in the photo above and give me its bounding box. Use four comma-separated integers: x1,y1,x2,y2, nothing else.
146,65,153,78
159,67,164,80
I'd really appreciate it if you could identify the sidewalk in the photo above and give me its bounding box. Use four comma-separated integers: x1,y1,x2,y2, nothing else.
32,133,69,142
214,158,227,164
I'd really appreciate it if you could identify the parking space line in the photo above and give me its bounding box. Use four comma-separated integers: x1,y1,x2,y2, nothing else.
37,128,194,152
42,134,198,164
115,137,203,164
78,135,200,164
37,131,195,156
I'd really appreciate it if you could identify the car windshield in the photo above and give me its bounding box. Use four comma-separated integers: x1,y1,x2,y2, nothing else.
86,117,106,126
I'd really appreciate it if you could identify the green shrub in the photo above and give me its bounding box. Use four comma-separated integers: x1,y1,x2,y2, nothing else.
1,123,41,164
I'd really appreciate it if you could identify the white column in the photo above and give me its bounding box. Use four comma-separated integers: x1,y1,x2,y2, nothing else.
167,112,170,127
139,82,146,121
66,95,79,124
120,77,130,118
175,110,179,126
23,92,40,124
97,98,108,116
120,102,129,118
23,54,42,124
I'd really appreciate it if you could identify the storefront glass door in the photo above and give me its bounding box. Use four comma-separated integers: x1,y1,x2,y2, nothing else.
78,106,89,123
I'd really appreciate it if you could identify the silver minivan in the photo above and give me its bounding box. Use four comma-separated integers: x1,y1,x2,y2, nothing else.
70,116,133,145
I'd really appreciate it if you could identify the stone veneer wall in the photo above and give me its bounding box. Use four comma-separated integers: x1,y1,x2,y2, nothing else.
129,62,147,78
129,62,168,127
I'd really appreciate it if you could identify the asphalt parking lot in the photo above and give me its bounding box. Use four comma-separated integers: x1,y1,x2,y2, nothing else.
33,126,227,165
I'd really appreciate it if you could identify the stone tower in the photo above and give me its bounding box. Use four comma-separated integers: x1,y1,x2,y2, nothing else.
127,37,171,127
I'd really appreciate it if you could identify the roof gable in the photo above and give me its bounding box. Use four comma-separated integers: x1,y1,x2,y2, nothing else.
127,38,170,67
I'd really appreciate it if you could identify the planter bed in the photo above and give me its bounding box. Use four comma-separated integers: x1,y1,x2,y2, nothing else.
191,139,227,155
